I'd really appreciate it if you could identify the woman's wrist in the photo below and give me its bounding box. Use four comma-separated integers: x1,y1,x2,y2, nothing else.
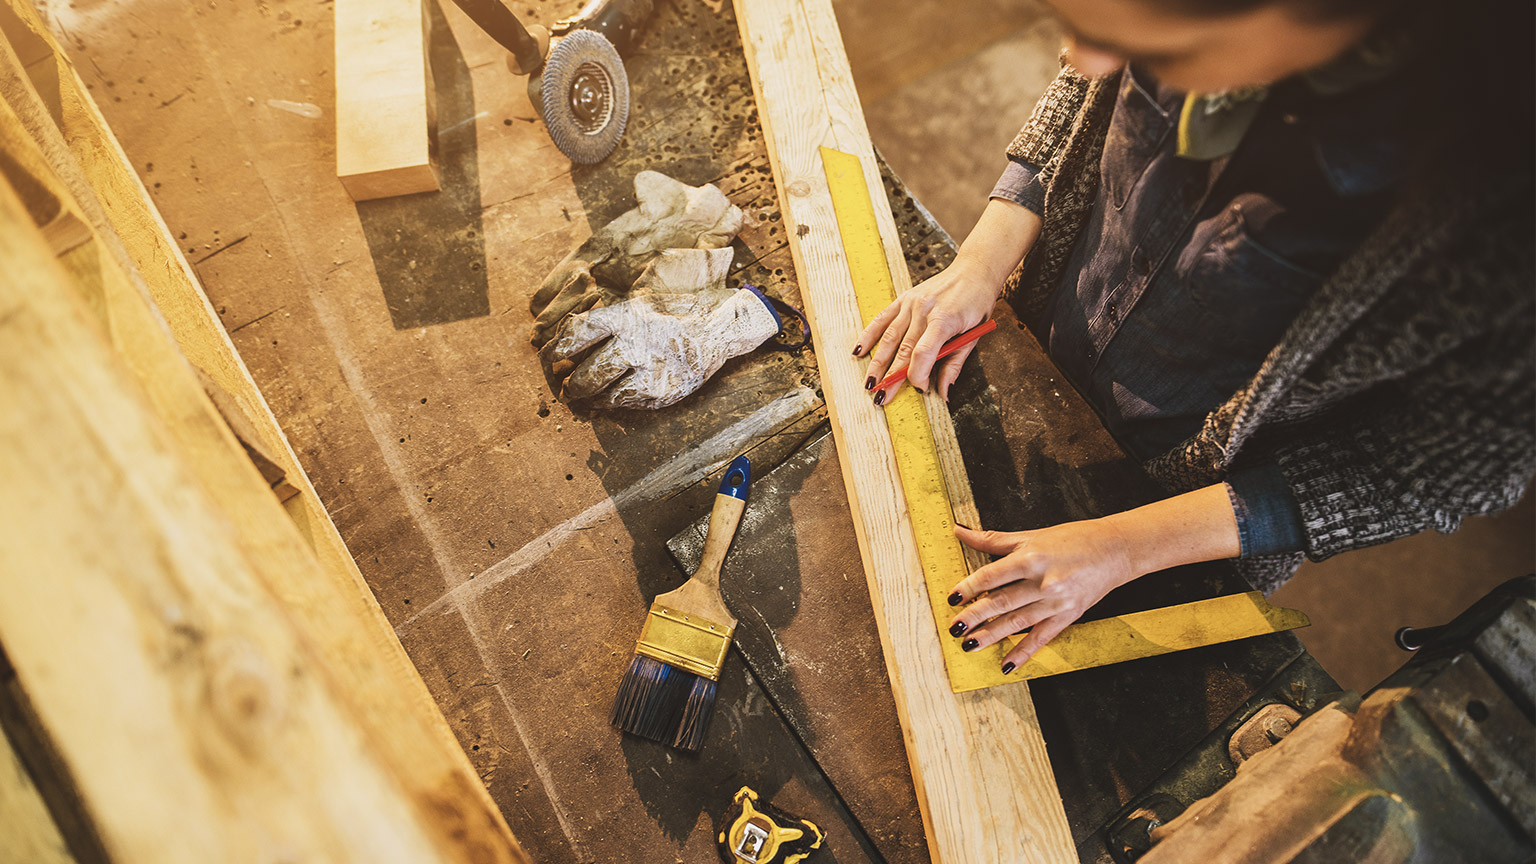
1095,483,1243,580
953,199,1042,291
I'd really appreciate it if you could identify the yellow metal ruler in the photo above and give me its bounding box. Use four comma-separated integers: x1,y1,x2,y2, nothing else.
818,145,1308,693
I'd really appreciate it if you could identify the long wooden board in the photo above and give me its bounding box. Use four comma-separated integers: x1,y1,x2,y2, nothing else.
334,0,440,200
0,729,74,864
734,1,1076,861
0,164,461,863
0,9,526,861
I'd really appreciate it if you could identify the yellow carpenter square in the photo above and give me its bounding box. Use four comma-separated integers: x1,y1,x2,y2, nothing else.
820,145,1309,693
952,591,1310,691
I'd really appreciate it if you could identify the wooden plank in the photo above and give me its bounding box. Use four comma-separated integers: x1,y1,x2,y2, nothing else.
193,365,302,503
0,12,528,863
0,168,460,864
0,728,75,864
334,0,441,200
733,1,1075,861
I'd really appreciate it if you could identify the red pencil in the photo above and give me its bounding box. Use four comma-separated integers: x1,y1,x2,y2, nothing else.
873,319,998,392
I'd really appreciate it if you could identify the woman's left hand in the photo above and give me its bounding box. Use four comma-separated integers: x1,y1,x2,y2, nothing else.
945,483,1246,673
946,521,1139,674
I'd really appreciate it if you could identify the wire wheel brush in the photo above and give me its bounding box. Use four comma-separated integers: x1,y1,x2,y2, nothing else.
535,30,630,164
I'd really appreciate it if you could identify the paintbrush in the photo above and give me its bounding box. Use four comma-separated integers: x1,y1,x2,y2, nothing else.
610,455,750,751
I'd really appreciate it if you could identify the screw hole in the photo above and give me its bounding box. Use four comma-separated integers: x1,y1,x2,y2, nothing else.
1467,700,1490,722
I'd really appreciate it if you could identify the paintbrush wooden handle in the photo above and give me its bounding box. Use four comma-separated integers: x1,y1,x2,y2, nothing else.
695,493,746,591
658,456,749,628
693,456,751,591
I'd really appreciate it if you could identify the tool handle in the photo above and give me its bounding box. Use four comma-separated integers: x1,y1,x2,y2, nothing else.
1395,623,1450,652
716,454,750,501
693,456,750,591
448,0,547,72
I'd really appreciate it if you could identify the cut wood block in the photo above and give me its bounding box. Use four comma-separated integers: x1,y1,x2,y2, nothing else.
334,0,440,200
735,1,1076,861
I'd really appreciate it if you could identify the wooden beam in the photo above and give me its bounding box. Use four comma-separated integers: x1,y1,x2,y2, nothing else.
0,728,75,864
193,365,302,504
734,1,1076,862
0,9,527,862
334,0,441,200
0,164,466,862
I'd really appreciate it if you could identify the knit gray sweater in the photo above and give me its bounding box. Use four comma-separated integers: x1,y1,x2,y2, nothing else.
1003,63,1535,592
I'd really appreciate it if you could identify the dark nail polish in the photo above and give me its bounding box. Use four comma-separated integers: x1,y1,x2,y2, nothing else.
864,376,875,391
955,523,974,532
1001,661,1016,675
948,621,968,637
947,591,963,606
1013,625,1033,636
914,384,925,394
962,638,979,652
852,344,862,356
873,390,886,407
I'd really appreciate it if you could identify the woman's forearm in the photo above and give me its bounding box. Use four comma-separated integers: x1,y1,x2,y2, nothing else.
1099,483,1242,576
952,198,1043,290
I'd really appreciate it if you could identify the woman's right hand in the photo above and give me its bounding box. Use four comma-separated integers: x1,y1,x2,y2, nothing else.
853,198,1043,403
854,262,1004,403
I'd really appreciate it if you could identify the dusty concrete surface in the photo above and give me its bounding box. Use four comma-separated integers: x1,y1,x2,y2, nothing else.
835,0,1060,238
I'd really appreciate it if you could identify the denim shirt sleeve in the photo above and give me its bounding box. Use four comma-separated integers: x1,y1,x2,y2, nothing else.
989,158,1045,216
1225,464,1307,557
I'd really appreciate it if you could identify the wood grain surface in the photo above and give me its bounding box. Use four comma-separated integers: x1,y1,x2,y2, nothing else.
334,0,441,199
0,162,469,863
735,0,1076,861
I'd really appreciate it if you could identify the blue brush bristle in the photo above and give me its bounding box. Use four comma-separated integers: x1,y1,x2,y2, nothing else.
610,655,718,751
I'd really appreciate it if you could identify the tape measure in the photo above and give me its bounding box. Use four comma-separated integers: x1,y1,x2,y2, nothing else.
818,146,1307,692
716,786,824,863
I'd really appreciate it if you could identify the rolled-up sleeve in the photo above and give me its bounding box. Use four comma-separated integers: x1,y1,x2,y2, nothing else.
990,158,1046,216
1226,463,1307,557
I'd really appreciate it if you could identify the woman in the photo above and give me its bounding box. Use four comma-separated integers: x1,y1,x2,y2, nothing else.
856,0,1534,675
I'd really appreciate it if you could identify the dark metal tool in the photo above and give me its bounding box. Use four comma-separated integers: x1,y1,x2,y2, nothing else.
448,0,655,163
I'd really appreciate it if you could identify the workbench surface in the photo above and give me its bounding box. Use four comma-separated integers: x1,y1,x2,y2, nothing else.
56,0,1331,860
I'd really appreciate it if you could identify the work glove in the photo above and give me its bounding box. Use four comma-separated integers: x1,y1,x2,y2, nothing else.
528,171,745,347
540,248,781,410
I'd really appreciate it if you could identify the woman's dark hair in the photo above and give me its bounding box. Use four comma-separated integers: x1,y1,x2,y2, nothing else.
1156,0,1531,169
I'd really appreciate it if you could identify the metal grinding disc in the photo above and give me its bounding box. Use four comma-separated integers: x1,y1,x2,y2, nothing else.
539,29,629,164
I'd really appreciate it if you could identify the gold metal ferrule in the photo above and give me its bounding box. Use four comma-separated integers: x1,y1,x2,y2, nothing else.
634,604,734,680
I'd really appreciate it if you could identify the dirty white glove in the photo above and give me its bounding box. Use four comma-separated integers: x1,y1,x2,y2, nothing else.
528,171,745,347
541,251,780,409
